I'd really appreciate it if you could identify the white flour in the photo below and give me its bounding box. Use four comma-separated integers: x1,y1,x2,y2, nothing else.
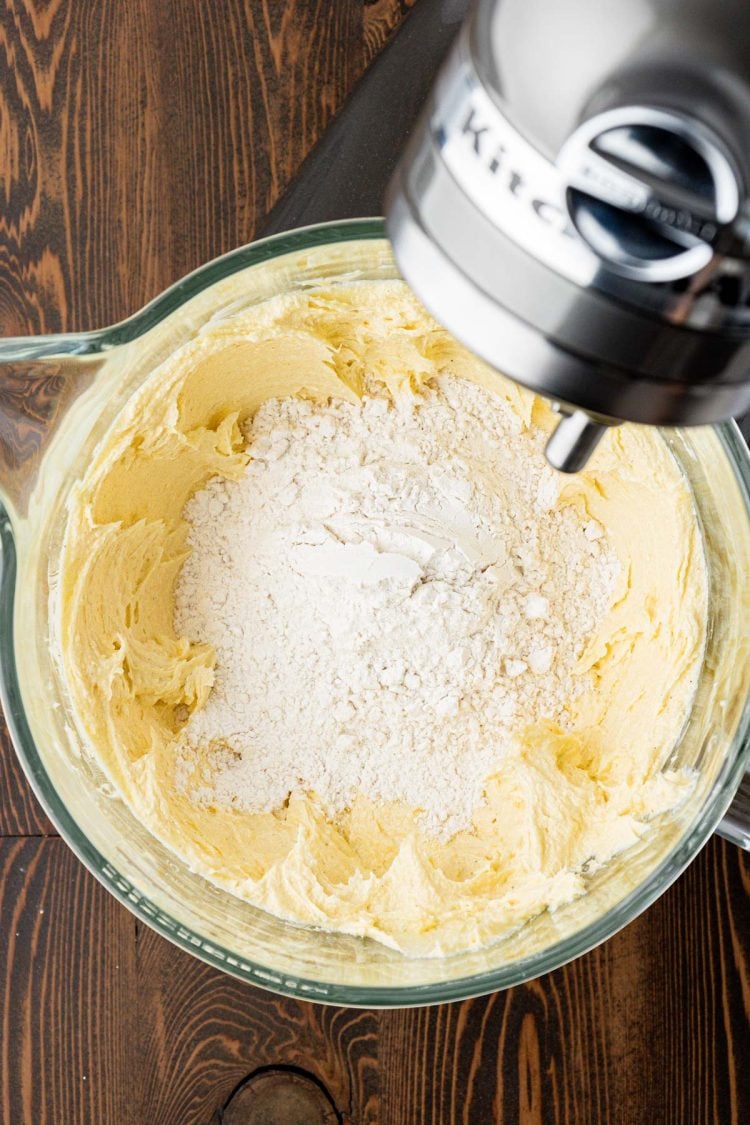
174,377,619,837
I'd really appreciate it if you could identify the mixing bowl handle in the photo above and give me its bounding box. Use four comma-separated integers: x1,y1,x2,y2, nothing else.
0,330,107,518
717,773,750,849
0,330,107,363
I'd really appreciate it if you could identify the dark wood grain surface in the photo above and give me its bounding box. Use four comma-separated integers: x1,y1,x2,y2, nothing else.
0,2,748,1122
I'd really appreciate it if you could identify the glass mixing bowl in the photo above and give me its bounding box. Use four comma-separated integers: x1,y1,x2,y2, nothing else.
1,219,749,1007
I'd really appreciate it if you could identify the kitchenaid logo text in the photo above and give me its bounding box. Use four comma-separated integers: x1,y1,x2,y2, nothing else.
456,107,576,238
431,74,599,287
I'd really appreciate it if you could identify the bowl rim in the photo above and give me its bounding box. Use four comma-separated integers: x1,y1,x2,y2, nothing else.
2,216,750,1008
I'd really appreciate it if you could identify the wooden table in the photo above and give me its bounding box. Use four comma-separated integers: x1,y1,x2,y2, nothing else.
0,3,748,1122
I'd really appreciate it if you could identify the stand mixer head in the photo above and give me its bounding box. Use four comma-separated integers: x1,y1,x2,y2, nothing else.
385,0,750,469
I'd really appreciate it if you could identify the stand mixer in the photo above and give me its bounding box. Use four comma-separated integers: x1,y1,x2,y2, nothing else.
385,0,750,470
266,0,750,471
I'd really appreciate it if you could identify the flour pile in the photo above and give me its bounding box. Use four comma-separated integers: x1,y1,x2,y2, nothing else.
174,376,619,837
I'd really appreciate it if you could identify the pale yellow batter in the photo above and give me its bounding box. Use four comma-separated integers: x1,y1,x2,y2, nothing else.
58,279,708,956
